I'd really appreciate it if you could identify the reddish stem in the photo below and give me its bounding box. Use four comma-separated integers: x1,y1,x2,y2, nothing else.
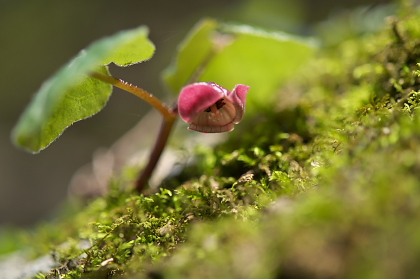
135,105,177,192
90,71,178,192
90,72,174,121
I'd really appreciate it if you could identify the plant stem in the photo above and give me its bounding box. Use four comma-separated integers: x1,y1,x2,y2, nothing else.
90,71,175,121
135,106,177,192
90,71,178,193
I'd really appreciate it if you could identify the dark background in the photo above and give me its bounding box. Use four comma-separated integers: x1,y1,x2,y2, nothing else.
0,0,391,227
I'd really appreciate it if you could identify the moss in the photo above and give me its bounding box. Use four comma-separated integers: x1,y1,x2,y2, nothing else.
22,2,420,278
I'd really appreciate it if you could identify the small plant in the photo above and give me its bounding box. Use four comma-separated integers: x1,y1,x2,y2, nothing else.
11,18,316,192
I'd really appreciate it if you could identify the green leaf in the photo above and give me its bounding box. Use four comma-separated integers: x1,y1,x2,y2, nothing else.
12,26,155,153
163,18,218,95
163,18,317,109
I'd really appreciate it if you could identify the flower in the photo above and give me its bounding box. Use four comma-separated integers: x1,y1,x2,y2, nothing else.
178,82,250,133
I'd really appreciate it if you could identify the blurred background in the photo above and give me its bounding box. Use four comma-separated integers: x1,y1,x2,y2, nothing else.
0,0,392,228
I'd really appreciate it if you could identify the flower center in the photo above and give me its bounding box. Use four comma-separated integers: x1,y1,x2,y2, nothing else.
205,99,226,112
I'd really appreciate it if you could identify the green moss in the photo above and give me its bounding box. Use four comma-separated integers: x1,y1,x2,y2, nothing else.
23,2,420,278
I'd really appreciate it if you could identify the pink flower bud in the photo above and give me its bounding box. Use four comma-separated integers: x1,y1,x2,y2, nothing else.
178,82,250,133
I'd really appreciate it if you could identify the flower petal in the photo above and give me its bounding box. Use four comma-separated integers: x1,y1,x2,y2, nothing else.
189,98,236,133
189,122,234,133
178,82,226,123
178,82,250,133
227,84,250,123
